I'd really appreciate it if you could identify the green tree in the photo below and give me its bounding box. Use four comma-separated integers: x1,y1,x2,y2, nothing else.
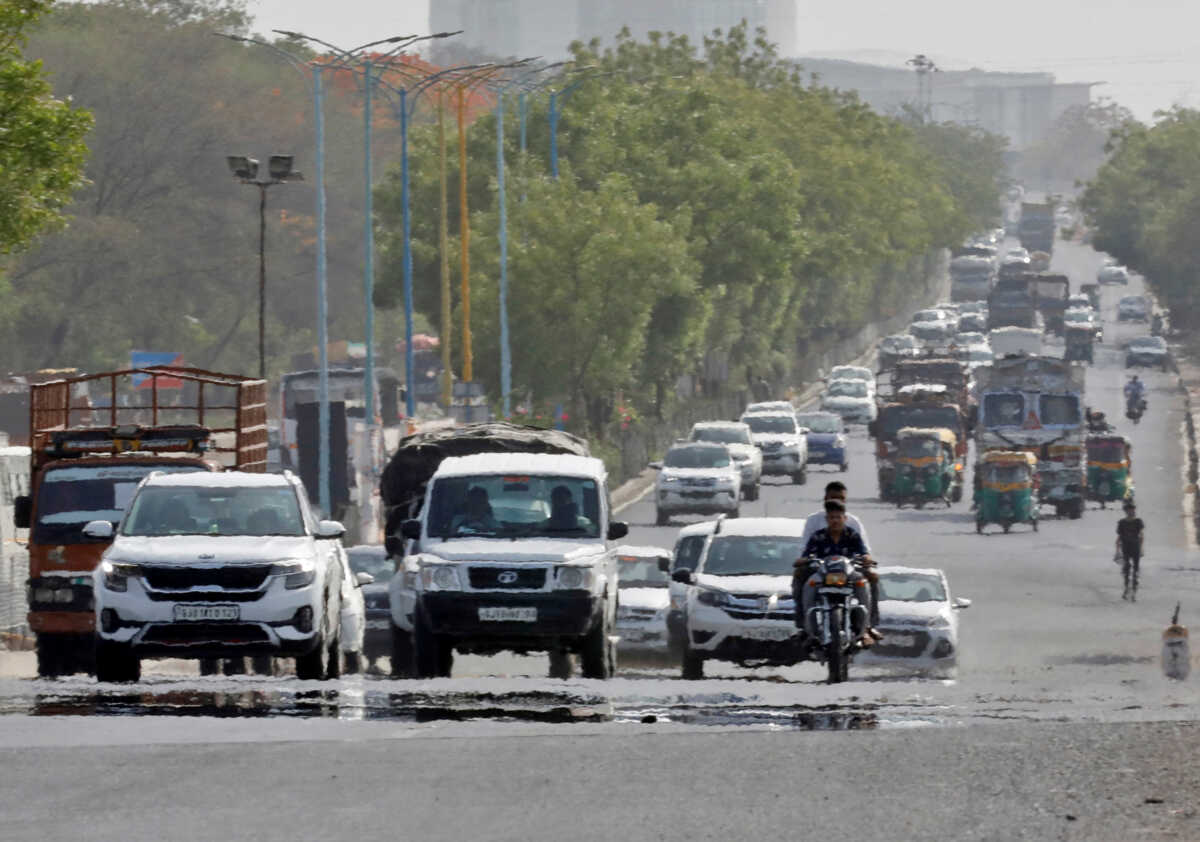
0,0,91,256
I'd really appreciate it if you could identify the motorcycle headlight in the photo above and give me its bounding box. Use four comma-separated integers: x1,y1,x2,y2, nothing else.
555,566,591,590
696,589,731,607
824,572,847,586
421,565,462,591
101,561,138,593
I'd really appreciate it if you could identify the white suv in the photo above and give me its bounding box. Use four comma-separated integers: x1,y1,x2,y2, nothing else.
740,411,808,484
653,442,741,526
672,517,807,679
689,421,763,500
89,471,351,683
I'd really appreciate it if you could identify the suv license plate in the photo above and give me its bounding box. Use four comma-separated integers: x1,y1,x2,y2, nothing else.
173,604,240,622
745,626,794,642
479,606,537,622
887,633,916,647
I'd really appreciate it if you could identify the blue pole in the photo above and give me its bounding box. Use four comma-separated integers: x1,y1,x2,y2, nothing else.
314,65,331,517
549,91,559,179
400,88,416,420
496,93,511,418
363,61,377,431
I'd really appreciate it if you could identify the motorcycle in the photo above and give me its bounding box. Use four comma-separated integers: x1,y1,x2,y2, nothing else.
1125,394,1147,424
797,555,870,684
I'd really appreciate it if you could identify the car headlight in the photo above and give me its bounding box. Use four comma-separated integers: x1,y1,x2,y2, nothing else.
101,561,138,592
781,440,800,451
660,475,681,484
834,435,847,448
927,616,952,629
732,453,750,463
556,566,591,590
421,565,462,591
696,589,731,607
280,561,317,590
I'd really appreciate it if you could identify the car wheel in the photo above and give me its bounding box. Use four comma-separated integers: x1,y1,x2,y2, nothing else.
681,646,704,680
295,632,330,681
839,461,848,473
94,639,140,684
413,606,452,678
390,625,413,678
747,482,760,502
728,507,740,519
35,635,63,678
548,650,574,680
343,650,362,675
580,614,613,679
325,631,343,680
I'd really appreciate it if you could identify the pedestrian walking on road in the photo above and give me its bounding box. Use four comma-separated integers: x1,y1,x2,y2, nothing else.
1116,502,1144,601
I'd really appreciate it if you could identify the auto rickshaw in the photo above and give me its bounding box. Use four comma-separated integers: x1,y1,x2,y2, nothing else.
1064,324,1094,364
1086,434,1133,508
975,451,1039,534
890,427,961,508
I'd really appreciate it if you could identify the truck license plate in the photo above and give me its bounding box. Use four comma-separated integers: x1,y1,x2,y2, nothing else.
478,606,537,622
745,626,794,642
173,604,239,622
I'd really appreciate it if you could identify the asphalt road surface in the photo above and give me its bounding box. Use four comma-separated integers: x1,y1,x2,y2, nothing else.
2,239,1198,841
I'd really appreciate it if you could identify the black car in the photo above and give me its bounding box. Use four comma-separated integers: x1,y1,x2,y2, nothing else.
345,545,393,670
1125,336,1169,371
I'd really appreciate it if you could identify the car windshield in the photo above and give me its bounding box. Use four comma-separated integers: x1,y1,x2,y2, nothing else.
692,426,750,445
879,573,947,602
796,413,841,433
830,367,869,381
913,310,943,322
743,415,797,434
122,485,305,537
673,535,707,572
1040,395,1081,426
983,463,1029,484
346,546,391,579
912,323,950,339
665,447,730,468
34,464,207,543
1129,337,1165,349
427,474,601,539
881,336,917,352
618,557,669,588
966,348,994,362
702,536,808,576
827,381,868,398
1089,441,1127,463
982,393,1025,427
1064,311,1090,323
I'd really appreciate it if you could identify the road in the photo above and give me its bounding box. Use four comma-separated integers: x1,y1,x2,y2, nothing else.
1,238,1198,841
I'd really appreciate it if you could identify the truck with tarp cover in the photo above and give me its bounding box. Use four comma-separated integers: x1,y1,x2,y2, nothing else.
973,356,1086,519
13,367,268,676
878,357,974,428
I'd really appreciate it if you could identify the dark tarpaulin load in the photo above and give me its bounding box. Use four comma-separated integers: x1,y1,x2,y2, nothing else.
380,423,590,533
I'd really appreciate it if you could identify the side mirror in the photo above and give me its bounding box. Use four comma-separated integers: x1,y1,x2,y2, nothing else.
648,461,663,470
82,520,114,539
657,556,671,573
672,568,694,584
315,520,346,539
953,597,972,610
607,521,629,541
355,571,375,587
400,519,422,541
13,495,31,529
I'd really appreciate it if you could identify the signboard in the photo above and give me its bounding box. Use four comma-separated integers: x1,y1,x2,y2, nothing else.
130,351,184,389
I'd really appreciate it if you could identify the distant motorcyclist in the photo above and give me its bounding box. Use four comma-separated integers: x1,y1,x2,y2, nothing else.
1124,375,1145,405
795,500,878,647
1152,313,1164,336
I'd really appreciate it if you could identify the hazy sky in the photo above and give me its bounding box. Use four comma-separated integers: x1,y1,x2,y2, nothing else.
246,0,1200,119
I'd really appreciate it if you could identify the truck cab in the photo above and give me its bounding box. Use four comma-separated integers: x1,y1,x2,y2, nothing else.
398,452,627,679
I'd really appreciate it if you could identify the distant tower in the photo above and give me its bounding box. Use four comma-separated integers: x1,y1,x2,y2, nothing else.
906,54,938,121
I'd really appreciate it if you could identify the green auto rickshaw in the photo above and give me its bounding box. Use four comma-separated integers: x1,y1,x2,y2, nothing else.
890,427,961,508
975,450,1039,534
1086,434,1133,509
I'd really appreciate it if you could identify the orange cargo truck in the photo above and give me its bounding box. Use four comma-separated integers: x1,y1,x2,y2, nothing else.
13,367,267,676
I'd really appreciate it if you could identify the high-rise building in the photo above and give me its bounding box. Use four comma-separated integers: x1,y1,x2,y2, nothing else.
431,0,798,59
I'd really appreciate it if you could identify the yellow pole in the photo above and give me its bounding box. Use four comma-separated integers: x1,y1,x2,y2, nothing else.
438,92,453,409
457,85,472,383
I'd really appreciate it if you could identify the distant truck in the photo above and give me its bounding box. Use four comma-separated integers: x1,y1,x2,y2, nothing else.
1033,273,1070,335
949,253,996,302
988,274,1041,331
1018,201,1056,254
14,367,268,677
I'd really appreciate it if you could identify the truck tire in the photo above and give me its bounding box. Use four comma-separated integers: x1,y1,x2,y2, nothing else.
745,482,760,502
35,634,63,678
580,614,614,679
95,640,140,684
548,650,574,680
390,625,413,678
413,607,453,678
250,655,276,676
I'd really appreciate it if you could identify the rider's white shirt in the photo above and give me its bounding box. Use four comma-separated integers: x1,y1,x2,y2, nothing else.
801,511,872,554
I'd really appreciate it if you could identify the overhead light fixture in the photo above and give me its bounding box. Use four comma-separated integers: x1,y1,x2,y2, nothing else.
226,155,258,181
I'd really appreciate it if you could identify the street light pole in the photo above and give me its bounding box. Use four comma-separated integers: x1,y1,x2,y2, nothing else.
362,59,376,429
313,64,332,517
495,91,511,417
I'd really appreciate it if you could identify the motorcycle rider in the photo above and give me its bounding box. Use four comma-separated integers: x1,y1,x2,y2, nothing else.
1124,375,1146,407
794,499,877,647
800,482,881,639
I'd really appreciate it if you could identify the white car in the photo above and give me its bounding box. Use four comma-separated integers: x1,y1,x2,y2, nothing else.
740,411,808,484
1098,264,1129,285
828,365,874,397
1005,246,1031,263
673,517,806,679
742,400,796,416
821,378,877,424
911,308,958,331
856,566,969,677
1117,295,1149,322
690,421,763,501
666,521,718,657
1064,307,1102,340
952,331,987,348
338,547,370,673
90,471,351,683
654,442,742,525
1067,294,1093,312
614,545,672,660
